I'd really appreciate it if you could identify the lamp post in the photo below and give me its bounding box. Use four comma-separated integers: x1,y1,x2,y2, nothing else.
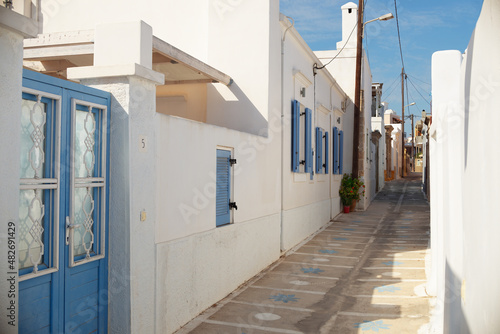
363,13,394,36
402,102,415,176
352,3,394,178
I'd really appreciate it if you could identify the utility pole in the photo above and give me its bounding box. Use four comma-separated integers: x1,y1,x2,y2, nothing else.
401,67,405,177
411,114,415,172
352,0,364,178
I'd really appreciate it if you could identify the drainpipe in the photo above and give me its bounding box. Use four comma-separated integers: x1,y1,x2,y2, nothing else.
281,15,294,251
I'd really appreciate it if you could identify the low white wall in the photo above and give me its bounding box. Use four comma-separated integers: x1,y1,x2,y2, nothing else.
155,114,281,243
429,0,500,332
430,51,462,328
459,0,500,331
281,199,331,251
155,213,281,333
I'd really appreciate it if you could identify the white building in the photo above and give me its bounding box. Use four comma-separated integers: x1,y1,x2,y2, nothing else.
428,0,500,332
384,109,403,179
371,83,386,194
0,1,380,333
315,1,375,210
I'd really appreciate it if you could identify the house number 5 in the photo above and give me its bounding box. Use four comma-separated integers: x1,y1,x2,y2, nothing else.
139,135,148,152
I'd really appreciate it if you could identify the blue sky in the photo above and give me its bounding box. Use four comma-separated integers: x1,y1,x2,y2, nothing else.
280,0,484,135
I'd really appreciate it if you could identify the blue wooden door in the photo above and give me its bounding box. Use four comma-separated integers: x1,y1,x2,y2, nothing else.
19,69,110,333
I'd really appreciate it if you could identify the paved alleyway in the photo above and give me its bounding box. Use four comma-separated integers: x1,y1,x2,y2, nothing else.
178,175,432,334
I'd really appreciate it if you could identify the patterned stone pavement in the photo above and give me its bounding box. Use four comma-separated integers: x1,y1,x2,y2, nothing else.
177,175,432,334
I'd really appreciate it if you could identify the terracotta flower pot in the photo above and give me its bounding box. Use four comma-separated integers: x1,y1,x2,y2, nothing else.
350,200,357,211
343,205,350,213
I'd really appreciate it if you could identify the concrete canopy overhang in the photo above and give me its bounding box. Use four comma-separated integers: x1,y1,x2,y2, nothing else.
23,30,232,86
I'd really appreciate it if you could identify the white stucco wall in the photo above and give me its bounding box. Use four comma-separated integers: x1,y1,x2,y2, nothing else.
0,23,24,334
205,0,274,135
430,0,500,332
372,116,385,191
156,214,280,333
40,0,211,62
280,20,349,251
430,51,462,331
361,56,374,208
460,1,500,326
391,124,402,179
155,115,281,243
152,4,283,329
0,7,37,334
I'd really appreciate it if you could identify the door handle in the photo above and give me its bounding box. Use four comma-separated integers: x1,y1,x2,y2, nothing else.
66,216,80,245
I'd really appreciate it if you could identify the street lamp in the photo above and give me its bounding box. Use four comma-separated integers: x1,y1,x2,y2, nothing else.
363,13,394,36
352,5,394,178
402,102,415,176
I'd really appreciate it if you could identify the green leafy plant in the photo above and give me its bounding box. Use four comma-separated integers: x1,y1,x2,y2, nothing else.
339,173,366,206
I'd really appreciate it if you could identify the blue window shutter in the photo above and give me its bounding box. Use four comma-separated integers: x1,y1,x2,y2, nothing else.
324,131,329,173
333,127,339,174
339,130,344,174
216,149,231,226
291,100,300,172
305,108,312,174
315,127,323,174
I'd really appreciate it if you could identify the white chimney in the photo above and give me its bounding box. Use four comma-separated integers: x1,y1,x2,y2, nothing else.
337,2,358,49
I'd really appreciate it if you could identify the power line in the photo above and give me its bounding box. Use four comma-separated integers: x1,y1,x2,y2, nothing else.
393,0,405,70
408,76,431,95
382,77,401,101
407,88,422,113
407,76,431,106
407,75,432,103
381,75,401,99
405,75,412,135
407,73,431,87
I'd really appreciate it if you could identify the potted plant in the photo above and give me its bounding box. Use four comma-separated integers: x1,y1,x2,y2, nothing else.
349,175,365,211
339,174,354,213
339,174,365,213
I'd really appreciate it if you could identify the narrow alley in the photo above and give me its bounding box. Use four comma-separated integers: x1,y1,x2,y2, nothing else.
178,175,431,334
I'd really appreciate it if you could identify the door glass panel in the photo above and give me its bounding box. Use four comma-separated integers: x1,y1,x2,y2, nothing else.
75,109,96,178
73,187,95,257
18,189,45,271
70,99,106,267
20,98,46,179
